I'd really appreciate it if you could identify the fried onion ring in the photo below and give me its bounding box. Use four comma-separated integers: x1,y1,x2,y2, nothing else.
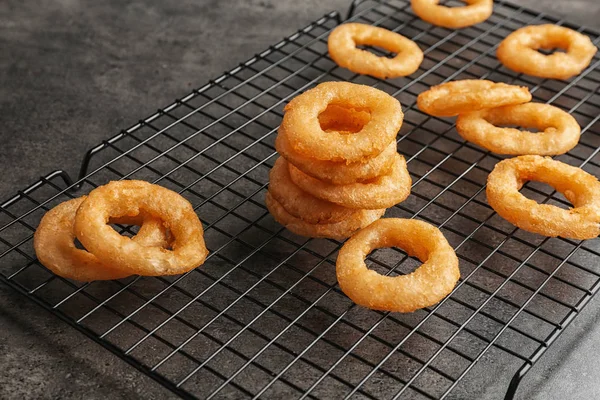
486,156,600,239
275,134,397,185
265,193,384,240
288,153,412,209
74,180,208,276
279,82,403,162
456,103,580,155
336,218,460,312
411,0,493,29
328,23,423,79
417,80,532,117
497,25,597,80
269,157,355,224
34,197,170,281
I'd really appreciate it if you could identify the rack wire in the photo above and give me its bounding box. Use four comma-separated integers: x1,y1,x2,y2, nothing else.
2,0,600,398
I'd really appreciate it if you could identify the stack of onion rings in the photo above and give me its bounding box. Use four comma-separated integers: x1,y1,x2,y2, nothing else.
268,81,413,239
34,180,208,281
336,218,460,312
328,23,423,79
497,25,597,80
487,156,600,239
411,0,493,29
456,103,580,155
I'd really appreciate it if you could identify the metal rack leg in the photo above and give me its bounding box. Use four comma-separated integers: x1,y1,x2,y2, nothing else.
75,131,129,190
53,170,74,191
346,0,369,20
504,365,532,400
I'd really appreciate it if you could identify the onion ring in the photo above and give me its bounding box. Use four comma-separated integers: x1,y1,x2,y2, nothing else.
34,197,170,281
417,80,532,117
265,193,385,240
328,23,423,79
279,81,403,162
288,153,412,209
268,157,355,224
275,134,397,185
497,24,597,80
74,180,208,276
486,156,600,239
336,218,460,312
411,0,493,29
456,103,580,155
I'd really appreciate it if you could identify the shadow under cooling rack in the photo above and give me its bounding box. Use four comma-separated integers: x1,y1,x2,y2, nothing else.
2,1,600,399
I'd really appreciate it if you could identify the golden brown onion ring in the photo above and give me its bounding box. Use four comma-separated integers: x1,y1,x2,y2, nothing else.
486,156,600,239
411,0,493,29
336,218,460,312
497,24,597,80
417,80,531,117
456,103,580,155
279,81,403,162
328,23,423,78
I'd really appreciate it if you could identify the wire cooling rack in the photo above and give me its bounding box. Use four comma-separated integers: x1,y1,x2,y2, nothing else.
2,0,600,399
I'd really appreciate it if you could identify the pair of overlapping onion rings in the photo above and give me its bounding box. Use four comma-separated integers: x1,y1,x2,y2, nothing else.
34,180,208,281
34,197,170,281
418,79,580,156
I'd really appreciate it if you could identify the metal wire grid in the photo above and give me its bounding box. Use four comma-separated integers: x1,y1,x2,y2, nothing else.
2,0,600,399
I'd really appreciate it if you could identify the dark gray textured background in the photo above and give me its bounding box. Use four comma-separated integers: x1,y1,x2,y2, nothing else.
1,1,600,399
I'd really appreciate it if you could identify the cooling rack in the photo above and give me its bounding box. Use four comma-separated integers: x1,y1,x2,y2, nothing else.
2,0,600,399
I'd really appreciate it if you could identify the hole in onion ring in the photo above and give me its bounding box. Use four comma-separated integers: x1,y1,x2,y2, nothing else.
493,123,541,132
366,247,421,276
74,238,86,250
538,48,567,55
519,182,571,210
439,1,470,8
356,44,397,59
108,221,175,249
109,223,139,238
107,214,173,249
317,104,371,135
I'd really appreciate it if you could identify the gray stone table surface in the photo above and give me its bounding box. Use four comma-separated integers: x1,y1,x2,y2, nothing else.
1,0,600,399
